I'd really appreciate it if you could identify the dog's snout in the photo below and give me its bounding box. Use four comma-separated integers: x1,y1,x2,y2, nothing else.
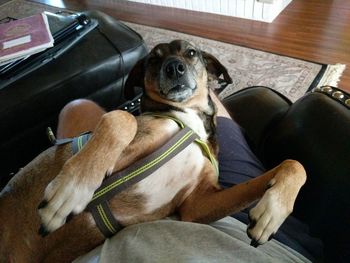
165,59,186,79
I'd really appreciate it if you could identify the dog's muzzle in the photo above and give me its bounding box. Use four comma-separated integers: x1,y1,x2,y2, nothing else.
159,58,197,102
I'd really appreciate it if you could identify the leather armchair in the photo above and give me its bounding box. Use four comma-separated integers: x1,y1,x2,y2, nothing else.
223,86,350,262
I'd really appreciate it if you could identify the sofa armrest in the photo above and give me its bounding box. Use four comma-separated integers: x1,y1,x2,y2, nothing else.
222,86,291,159
262,86,350,232
224,86,350,261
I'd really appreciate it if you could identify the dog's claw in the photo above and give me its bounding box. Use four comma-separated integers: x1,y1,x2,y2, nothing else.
268,234,275,241
38,224,49,237
66,213,74,223
38,200,48,209
247,219,256,230
250,239,260,248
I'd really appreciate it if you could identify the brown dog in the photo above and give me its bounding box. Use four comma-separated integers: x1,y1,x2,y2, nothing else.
0,40,306,262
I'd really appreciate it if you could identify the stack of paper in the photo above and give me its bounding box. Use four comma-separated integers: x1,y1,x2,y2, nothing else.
0,13,54,66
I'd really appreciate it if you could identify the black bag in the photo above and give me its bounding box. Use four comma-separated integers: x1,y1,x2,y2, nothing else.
0,11,147,187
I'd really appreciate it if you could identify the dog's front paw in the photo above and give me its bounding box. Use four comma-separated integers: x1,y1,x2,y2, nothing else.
37,161,102,236
247,160,306,247
246,187,291,247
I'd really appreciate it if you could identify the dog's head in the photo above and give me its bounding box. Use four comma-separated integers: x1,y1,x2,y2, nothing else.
125,40,232,110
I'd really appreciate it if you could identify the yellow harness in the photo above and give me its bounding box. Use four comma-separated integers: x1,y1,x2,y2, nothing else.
147,113,219,176
53,112,219,237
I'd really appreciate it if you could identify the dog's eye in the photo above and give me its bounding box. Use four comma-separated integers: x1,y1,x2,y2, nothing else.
186,49,197,58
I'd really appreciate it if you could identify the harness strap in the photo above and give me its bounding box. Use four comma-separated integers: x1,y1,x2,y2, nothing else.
89,201,123,238
50,126,198,237
71,133,91,153
142,113,219,175
48,126,91,153
194,138,219,175
48,119,204,238
48,130,121,237
87,126,198,208
85,126,198,237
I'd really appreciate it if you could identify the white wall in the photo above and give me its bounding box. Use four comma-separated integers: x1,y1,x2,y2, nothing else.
128,0,292,23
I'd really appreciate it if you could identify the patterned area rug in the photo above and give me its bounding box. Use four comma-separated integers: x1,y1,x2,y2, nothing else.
0,0,346,102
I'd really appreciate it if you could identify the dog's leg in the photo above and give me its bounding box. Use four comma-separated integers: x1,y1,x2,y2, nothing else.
38,110,138,234
179,159,306,246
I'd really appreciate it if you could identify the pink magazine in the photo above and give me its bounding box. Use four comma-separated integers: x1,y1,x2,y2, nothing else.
0,13,54,65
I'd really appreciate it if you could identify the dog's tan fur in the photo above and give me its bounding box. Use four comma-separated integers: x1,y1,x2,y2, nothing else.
0,40,306,263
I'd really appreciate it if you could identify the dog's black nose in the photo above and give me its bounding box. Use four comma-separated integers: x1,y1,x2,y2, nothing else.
165,59,186,79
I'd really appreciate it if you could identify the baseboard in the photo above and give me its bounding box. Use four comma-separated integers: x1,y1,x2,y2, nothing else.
127,0,292,22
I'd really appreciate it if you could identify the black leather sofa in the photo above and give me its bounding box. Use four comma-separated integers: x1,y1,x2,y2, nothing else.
223,86,350,262
0,11,147,186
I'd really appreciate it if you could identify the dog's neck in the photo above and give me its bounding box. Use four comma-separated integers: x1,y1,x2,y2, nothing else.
141,94,185,114
141,94,218,155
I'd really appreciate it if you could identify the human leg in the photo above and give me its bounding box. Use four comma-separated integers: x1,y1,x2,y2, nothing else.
57,99,106,138
210,91,266,187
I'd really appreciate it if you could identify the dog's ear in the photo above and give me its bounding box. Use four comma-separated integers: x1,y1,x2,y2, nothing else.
124,56,147,100
201,51,233,87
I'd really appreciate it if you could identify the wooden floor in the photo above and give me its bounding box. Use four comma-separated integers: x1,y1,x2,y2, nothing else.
34,0,350,92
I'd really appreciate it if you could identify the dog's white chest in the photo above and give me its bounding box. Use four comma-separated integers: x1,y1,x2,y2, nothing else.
172,109,208,140
134,143,205,213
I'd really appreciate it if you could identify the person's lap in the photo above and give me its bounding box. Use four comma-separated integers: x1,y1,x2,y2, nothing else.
74,217,311,263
